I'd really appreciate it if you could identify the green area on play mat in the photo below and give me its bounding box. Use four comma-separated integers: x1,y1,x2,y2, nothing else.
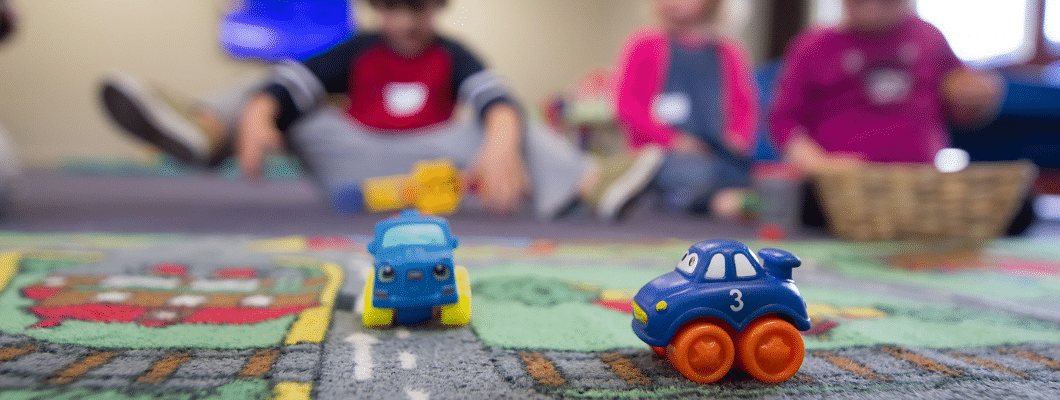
0,257,303,349
782,240,1060,304
468,263,1060,352
1,378,269,400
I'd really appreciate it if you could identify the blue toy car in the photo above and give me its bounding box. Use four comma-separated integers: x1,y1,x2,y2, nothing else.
362,210,471,327
631,239,810,383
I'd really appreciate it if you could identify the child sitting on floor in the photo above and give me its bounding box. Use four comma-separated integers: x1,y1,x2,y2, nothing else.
101,0,665,222
614,0,758,218
770,0,1003,168
769,0,1007,228
0,0,21,218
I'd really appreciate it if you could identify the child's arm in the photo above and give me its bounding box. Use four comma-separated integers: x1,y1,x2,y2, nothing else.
465,103,529,214
770,31,858,171
238,35,375,179
615,32,682,149
440,39,528,214
942,68,1005,127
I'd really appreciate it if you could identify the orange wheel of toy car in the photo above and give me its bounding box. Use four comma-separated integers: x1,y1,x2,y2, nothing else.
736,317,804,383
666,322,735,383
651,346,667,358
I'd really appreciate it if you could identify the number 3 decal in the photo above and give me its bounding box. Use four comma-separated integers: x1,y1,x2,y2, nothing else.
730,289,744,312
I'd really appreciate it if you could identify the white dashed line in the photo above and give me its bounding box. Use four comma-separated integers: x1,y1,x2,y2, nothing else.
399,351,417,369
405,387,429,400
345,333,380,381
396,328,411,339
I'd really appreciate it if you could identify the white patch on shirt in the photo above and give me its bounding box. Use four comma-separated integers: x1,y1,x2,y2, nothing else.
842,49,865,75
384,82,429,117
652,92,692,125
866,68,913,105
899,42,920,65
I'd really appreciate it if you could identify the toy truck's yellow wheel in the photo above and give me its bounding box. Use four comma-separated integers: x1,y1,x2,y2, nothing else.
439,266,471,326
736,317,804,383
667,322,735,384
362,269,394,328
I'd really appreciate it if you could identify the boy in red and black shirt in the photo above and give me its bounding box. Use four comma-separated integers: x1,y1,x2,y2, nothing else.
102,0,663,221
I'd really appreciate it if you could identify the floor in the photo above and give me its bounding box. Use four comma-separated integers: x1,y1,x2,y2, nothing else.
0,171,795,240
2,171,1056,240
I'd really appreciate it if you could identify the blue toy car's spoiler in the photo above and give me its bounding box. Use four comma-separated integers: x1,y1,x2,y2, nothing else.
758,248,801,281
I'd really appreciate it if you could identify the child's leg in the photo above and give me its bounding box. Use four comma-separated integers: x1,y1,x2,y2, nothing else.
100,72,264,167
0,123,18,217
654,153,752,216
286,108,462,212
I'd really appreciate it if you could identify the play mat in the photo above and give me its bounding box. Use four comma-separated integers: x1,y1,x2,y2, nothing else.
0,233,1058,399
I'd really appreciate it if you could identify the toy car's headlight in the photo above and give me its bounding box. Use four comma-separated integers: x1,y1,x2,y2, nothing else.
432,264,450,280
632,302,648,324
378,265,396,283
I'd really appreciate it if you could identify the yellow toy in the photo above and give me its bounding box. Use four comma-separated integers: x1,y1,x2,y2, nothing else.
362,159,461,216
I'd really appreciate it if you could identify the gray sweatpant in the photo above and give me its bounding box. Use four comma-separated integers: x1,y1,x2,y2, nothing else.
200,73,589,219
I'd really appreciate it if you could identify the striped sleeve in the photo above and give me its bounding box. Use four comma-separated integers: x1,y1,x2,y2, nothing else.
262,33,380,132
439,37,520,121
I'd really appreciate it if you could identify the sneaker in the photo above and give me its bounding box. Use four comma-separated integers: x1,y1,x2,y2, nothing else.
100,73,223,166
589,145,666,222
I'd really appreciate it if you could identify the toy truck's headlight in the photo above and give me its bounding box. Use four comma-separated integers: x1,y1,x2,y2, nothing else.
632,302,648,324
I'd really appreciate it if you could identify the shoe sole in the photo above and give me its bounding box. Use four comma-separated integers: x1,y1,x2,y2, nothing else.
100,74,209,165
597,146,666,223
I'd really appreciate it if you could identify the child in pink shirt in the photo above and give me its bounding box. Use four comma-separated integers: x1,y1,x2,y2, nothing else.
615,0,758,216
771,0,1003,168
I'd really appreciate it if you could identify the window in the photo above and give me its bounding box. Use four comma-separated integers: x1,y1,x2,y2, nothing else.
734,254,758,278
1047,0,1060,47
704,254,727,279
381,224,447,248
917,0,1035,65
676,253,698,275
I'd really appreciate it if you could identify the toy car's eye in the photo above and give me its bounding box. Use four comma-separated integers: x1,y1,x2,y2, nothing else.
676,252,697,274
378,265,396,283
432,264,450,280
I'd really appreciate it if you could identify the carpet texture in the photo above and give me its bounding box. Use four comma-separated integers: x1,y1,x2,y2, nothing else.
0,233,1059,399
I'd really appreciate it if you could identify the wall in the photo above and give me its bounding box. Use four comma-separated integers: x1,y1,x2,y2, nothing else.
0,0,768,167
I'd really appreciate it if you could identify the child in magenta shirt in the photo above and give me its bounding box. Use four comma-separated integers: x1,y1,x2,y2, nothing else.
771,0,1003,168
615,0,758,216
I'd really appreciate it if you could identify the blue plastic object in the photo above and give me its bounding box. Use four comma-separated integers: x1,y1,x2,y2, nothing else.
220,0,354,61
631,240,810,383
366,210,462,326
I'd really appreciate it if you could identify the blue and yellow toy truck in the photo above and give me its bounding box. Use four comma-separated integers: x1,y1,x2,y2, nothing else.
362,210,471,327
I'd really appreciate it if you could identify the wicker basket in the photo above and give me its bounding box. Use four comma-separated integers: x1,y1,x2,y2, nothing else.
812,161,1037,242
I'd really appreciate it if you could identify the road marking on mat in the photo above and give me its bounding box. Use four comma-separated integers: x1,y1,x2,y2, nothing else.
518,351,566,386
405,387,429,400
399,351,417,370
0,344,36,362
46,350,120,385
946,351,1028,378
1000,348,1060,369
881,346,963,377
346,333,380,381
137,352,191,384
599,353,650,386
812,351,888,380
396,328,411,339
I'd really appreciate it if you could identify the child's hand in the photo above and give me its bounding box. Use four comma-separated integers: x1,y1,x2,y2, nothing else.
672,133,708,155
463,145,529,215
942,69,1004,126
237,94,284,182
464,103,529,215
